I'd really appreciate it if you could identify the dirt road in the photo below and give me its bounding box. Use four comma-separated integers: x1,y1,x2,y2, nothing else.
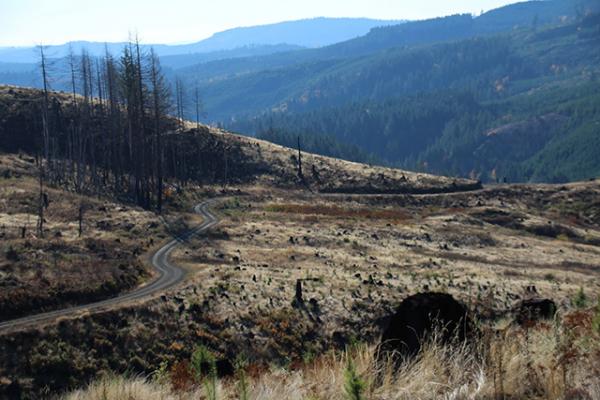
0,200,219,333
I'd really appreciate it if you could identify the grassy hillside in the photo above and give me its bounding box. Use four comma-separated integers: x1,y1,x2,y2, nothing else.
0,154,154,321
4,178,599,398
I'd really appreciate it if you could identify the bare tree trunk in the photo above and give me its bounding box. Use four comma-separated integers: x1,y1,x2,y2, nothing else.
149,48,170,213
194,86,201,131
222,145,228,189
37,45,50,238
175,77,186,131
134,37,148,208
78,202,84,237
68,45,78,188
297,135,304,181
37,165,44,238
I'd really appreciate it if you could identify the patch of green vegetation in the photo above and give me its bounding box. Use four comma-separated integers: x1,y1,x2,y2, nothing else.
191,345,218,400
344,358,366,400
573,287,588,309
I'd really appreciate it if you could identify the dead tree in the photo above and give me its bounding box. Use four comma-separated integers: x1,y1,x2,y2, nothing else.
134,37,150,209
37,170,44,238
297,135,304,181
76,49,93,193
67,45,79,185
38,45,50,163
175,77,185,131
222,145,229,189
78,202,84,237
194,85,202,131
37,45,51,238
149,48,171,213
104,47,122,191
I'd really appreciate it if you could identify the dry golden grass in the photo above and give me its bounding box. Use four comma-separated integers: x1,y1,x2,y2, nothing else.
170,185,600,348
64,309,600,400
204,124,479,194
64,376,175,400
264,203,411,221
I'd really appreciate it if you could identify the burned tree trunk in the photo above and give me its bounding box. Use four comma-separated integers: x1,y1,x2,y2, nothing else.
292,279,304,308
297,136,303,180
78,202,84,237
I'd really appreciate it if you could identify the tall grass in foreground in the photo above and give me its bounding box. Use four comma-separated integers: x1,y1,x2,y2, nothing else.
64,311,600,400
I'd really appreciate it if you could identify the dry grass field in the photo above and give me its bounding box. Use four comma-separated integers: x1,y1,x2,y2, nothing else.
171,182,600,337
61,181,600,399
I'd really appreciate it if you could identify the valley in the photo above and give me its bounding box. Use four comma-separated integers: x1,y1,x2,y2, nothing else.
1,1,600,398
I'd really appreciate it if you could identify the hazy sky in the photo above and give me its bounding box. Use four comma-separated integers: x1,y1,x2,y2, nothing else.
0,0,518,47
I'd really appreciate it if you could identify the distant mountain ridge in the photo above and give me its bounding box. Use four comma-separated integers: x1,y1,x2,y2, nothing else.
184,17,404,51
0,17,403,63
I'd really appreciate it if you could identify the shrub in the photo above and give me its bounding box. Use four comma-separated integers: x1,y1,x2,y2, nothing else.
235,354,249,400
190,345,217,400
5,246,19,261
573,287,587,309
344,359,365,400
151,361,169,385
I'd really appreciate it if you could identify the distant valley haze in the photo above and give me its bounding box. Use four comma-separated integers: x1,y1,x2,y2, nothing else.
0,0,518,48
0,18,406,63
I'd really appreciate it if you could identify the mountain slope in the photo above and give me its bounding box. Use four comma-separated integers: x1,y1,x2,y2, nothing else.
227,13,600,183
178,0,599,121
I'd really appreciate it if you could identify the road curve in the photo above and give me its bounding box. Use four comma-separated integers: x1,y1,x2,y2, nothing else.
0,199,219,333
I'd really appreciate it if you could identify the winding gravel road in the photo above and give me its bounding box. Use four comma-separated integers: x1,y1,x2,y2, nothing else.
0,199,219,333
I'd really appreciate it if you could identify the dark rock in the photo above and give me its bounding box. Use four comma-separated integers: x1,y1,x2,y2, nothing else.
216,359,235,377
379,292,473,361
332,331,349,348
514,298,557,325
0,379,21,399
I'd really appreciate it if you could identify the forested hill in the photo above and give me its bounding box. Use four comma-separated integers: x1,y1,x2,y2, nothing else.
227,11,600,184
181,0,600,121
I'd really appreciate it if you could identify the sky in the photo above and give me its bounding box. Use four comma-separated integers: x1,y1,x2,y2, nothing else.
0,0,519,47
